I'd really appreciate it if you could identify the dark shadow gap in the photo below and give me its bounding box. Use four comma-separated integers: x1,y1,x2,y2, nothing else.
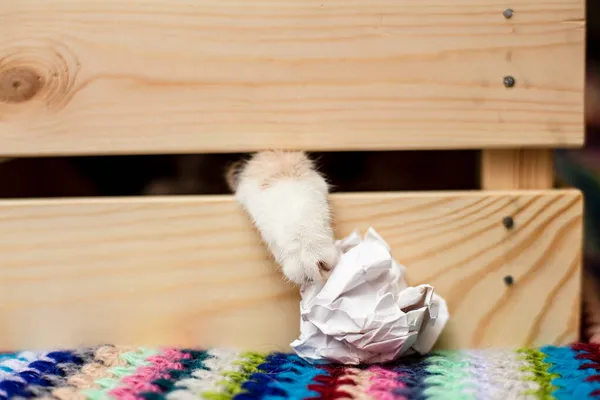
0,150,480,198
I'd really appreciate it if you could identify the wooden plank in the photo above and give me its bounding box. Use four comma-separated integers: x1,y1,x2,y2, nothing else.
0,0,585,156
481,149,555,190
0,191,582,350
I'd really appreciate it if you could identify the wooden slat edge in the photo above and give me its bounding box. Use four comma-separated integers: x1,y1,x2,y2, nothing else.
0,189,581,206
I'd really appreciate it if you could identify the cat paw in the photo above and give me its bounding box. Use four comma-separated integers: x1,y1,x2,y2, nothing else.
281,239,341,285
227,150,340,285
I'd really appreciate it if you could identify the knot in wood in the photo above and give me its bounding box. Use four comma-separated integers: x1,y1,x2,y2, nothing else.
0,67,43,104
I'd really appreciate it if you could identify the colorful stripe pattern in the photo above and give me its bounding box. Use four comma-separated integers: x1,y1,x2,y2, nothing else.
1,344,600,399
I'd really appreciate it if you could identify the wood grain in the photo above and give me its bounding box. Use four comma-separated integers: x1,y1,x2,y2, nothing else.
0,0,585,156
481,149,555,189
478,150,580,342
0,191,582,350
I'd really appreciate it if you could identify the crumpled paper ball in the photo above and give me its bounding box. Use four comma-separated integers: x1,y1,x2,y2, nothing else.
290,227,449,365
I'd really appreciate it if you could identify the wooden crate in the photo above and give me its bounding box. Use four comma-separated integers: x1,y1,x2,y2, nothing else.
0,0,586,351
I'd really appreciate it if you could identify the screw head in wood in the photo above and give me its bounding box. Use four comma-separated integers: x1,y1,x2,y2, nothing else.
503,8,514,19
503,275,515,286
503,76,516,88
502,216,514,229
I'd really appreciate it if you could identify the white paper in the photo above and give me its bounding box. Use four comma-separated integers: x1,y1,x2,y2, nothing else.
290,227,449,365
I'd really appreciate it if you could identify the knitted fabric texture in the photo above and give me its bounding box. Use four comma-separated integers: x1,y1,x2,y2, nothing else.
1,344,600,400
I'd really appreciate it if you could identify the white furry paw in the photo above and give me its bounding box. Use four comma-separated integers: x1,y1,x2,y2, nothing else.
280,238,341,284
227,151,340,285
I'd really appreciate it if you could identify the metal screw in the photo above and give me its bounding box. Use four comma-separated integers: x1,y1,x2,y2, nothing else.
503,76,516,88
503,275,515,286
503,8,514,19
502,216,514,229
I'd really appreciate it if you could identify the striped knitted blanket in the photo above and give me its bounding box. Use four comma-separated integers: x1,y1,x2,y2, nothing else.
1,344,599,400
